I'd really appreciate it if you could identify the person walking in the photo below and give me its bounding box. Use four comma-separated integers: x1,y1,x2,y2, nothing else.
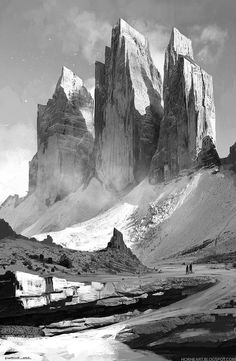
189,263,192,273
186,264,189,274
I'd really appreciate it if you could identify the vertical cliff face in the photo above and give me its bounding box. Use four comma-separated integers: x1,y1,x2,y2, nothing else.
28,154,38,195
29,66,94,205
94,19,163,192
149,28,217,183
221,142,236,172
227,143,236,172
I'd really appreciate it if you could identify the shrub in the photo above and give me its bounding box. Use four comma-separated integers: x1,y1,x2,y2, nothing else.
47,257,53,264
39,254,44,261
82,262,90,272
23,259,32,268
59,254,72,269
29,254,38,260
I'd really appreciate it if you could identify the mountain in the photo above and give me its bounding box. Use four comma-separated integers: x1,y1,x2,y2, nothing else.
149,28,219,183
0,19,163,235
29,66,94,205
0,68,115,234
0,22,236,268
94,19,163,192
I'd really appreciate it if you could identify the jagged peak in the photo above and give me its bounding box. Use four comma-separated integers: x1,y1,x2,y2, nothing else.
37,104,46,115
0,219,16,239
55,66,83,99
0,194,19,209
169,27,194,60
114,18,147,48
107,228,128,252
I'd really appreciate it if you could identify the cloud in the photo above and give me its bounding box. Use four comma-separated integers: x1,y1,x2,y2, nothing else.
22,78,54,106
0,150,31,203
191,24,228,64
24,3,112,64
62,10,111,63
0,86,36,202
128,19,170,80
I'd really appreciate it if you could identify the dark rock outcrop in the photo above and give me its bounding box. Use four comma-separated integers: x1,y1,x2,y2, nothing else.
197,136,221,168
41,235,54,245
104,228,148,273
0,219,16,239
107,228,129,253
149,28,218,183
116,312,236,355
228,142,236,165
221,142,236,172
29,66,94,205
94,19,163,192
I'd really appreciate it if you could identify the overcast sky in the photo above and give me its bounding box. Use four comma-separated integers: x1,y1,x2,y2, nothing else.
0,0,235,202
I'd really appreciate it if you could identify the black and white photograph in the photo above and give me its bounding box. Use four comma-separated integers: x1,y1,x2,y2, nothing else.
0,0,236,360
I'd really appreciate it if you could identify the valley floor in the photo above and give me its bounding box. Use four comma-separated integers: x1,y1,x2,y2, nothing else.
0,264,235,360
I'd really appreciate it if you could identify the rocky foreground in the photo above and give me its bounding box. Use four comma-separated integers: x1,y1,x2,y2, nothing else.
115,265,236,358
0,220,217,339
0,265,235,360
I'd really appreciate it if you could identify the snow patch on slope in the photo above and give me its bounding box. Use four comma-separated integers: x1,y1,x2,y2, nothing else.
33,173,201,252
34,202,138,251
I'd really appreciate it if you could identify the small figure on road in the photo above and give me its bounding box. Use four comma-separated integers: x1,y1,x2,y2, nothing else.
189,263,193,273
186,264,189,274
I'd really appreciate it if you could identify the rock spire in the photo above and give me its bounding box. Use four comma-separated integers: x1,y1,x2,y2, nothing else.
94,18,163,192
149,28,218,183
29,66,94,205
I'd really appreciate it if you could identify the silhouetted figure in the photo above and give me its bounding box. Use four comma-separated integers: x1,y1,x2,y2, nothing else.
186,265,189,274
189,263,192,273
